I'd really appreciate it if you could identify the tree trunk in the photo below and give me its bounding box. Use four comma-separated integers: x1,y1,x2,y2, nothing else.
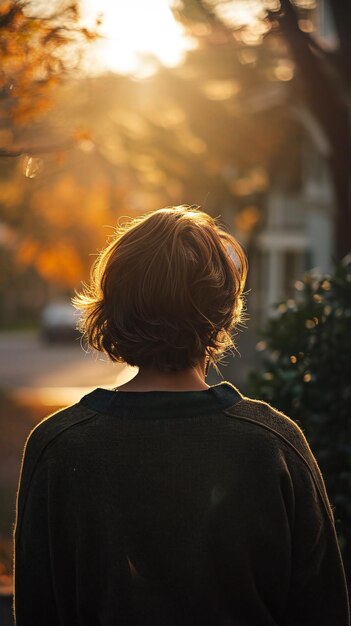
329,134,351,259
276,0,351,258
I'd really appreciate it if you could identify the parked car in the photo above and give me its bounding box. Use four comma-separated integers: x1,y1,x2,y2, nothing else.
40,300,81,343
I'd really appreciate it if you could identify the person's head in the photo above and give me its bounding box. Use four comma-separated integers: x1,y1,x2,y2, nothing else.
74,205,247,373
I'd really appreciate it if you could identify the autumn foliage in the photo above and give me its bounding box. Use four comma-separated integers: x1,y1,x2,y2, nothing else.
0,1,97,147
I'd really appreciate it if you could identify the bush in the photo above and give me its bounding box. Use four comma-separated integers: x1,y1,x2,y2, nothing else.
248,256,351,587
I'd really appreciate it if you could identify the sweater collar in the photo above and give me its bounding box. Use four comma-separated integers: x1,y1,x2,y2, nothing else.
79,381,241,419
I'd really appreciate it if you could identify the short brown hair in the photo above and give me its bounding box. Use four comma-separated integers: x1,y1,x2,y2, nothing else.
74,206,247,372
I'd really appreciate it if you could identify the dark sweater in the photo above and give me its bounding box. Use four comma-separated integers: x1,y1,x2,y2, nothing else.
14,382,349,625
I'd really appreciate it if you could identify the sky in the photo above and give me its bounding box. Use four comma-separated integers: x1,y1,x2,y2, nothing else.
79,0,271,77
80,0,195,77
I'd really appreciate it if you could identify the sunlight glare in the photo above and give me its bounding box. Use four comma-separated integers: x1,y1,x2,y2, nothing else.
82,0,195,77
214,0,265,27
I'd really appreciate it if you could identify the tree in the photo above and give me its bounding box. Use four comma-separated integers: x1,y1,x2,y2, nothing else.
268,0,351,258
0,0,97,157
175,0,351,257
248,256,351,589
0,2,101,322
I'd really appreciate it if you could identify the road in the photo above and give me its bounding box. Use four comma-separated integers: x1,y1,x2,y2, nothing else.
0,331,137,405
0,327,255,406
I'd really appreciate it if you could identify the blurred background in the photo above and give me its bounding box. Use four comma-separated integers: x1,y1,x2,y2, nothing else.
1,0,351,620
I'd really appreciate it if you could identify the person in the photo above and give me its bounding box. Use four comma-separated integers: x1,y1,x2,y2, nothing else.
14,206,349,625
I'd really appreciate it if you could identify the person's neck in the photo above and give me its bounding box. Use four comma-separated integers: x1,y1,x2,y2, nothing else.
116,358,209,392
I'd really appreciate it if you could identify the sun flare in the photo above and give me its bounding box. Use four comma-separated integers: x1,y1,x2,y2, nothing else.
82,0,195,77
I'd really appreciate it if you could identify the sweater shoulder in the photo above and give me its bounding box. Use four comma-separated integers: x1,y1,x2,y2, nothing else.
16,403,98,535
224,395,333,520
225,395,308,450
24,402,97,461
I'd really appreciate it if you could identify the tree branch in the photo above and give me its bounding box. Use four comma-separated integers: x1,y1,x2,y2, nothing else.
0,140,73,158
273,0,345,149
